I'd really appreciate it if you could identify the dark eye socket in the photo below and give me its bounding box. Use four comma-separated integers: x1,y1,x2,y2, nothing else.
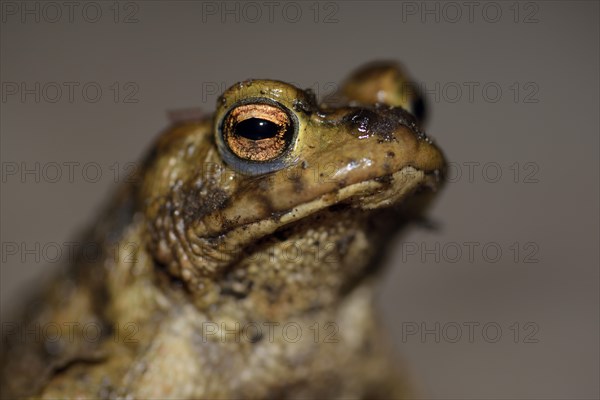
234,118,280,140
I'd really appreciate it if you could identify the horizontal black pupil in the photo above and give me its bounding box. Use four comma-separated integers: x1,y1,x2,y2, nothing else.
234,118,280,140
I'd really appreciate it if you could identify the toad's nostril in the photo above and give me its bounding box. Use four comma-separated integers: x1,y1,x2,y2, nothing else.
343,108,396,142
342,106,428,144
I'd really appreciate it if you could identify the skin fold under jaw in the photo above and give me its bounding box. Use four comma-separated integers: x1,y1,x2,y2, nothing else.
1,61,446,399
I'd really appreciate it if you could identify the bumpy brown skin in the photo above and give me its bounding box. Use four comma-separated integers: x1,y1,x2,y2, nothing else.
1,62,445,399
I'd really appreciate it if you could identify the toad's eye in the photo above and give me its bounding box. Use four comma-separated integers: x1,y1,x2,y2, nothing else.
221,103,295,162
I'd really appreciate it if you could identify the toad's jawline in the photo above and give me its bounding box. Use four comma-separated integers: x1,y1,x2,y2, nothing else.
191,165,442,244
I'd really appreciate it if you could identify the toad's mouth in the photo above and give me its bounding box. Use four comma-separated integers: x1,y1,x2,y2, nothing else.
193,165,443,244
334,166,443,210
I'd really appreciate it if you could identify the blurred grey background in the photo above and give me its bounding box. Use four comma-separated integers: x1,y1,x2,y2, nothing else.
1,1,598,398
